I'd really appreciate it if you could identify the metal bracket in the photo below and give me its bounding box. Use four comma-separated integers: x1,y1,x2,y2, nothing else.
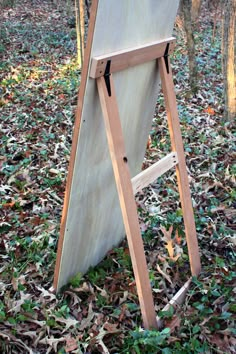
164,43,170,74
104,60,111,96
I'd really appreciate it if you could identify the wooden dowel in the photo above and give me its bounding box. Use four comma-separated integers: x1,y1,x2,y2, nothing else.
132,152,178,194
156,278,192,328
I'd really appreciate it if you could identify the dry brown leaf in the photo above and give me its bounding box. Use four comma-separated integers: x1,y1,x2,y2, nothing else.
73,282,94,294
22,331,38,340
36,285,56,302
12,276,18,291
225,208,236,219
27,319,46,327
175,229,182,245
157,264,172,284
160,225,175,259
0,156,7,169
165,315,181,333
9,292,32,314
64,336,78,352
204,181,225,193
103,322,119,332
79,302,95,331
97,338,109,354
39,336,65,352
209,334,230,352
210,205,225,213
160,225,173,242
0,330,34,353
94,284,108,298
95,324,121,354
203,106,215,115
3,201,15,208
119,290,129,305
55,317,79,333
165,240,174,259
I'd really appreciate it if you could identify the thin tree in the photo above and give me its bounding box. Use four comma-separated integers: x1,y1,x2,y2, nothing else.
180,0,199,93
191,0,202,22
222,0,236,122
75,0,85,67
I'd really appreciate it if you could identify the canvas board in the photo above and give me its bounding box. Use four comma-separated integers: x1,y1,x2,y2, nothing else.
54,0,179,290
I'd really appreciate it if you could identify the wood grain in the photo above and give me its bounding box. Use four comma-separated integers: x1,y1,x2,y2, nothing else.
90,38,175,78
132,152,178,194
53,0,99,290
158,56,201,276
156,278,192,328
54,0,180,291
97,74,157,328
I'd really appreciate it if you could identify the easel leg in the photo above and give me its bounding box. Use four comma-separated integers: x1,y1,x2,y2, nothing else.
158,57,201,276
97,75,157,329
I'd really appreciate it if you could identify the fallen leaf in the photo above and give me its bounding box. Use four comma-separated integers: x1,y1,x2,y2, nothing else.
203,106,215,115
103,322,119,332
119,290,129,305
49,168,60,175
175,229,182,245
146,135,152,149
0,330,34,353
166,240,174,259
39,336,65,352
79,303,95,331
35,285,56,302
160,226,174,257
165,315,181,333
64,336,78,352
157,264,172,284
9,292,32,314
54,317,79,333
3,201,15,208
209,334,230,352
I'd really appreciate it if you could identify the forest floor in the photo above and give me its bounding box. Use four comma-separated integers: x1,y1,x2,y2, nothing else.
0,0,235,353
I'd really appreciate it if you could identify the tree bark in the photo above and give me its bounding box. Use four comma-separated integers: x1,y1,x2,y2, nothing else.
181,0,199,93
79,0,85,64
191,0,202,22
75,0,81,67
74,0,85,67
222,0,236,122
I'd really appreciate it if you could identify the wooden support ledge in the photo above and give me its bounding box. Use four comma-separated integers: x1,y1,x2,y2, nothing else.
90,37,176,78
156,278,192,328
132,152,178,195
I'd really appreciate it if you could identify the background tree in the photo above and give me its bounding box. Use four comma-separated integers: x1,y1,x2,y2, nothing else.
74,0,85,66
222,0,236,122
191,0,202,21
179,0,199,93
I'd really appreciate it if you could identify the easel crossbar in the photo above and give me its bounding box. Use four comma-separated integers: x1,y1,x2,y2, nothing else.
132,152,178,195
90,37,175,78
156,278,192,327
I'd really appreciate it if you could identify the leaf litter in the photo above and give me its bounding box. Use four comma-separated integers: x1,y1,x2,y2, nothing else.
0,0,235,353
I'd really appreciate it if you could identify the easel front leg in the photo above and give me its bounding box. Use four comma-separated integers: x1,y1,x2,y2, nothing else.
158,57,201,276
97,75,157,329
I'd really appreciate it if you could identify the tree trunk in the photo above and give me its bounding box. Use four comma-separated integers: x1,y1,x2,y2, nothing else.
222,0,236,122
191,0,202,21
182,0,199,93
79,0,85,64
74,0,85,67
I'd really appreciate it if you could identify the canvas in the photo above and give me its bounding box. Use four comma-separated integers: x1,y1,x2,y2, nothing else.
54,0,180,291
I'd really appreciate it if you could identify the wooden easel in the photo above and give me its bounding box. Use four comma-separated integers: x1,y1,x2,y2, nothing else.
90,38,201,329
